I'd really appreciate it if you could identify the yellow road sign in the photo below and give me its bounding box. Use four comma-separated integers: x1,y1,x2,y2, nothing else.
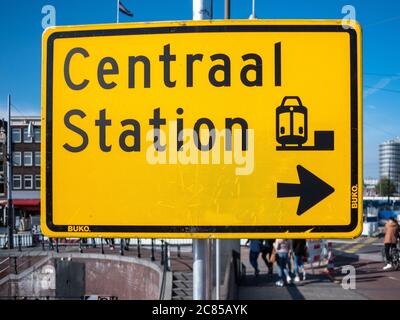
41,20,362,238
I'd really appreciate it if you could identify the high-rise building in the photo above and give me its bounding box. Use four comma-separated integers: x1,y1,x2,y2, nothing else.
379,137,400,193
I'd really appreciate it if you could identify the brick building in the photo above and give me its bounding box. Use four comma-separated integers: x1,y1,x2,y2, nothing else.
0,116,41,230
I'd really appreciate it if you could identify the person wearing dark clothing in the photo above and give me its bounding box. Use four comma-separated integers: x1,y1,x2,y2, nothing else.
246,239,261,276
48,237,54,250
124,238,130,250
292,239,307,282
260,239,275,274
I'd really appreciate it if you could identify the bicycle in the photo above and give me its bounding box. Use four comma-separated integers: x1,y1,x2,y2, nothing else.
382,242,400,271
391,247,400,270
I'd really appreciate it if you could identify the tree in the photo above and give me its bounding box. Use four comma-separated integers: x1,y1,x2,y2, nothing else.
375,177,397,196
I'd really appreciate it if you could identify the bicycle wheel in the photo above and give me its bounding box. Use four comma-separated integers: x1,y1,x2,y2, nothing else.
393,252,400,271
389,247,400,271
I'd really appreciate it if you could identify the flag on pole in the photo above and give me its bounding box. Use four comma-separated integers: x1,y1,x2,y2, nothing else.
119,1,133,17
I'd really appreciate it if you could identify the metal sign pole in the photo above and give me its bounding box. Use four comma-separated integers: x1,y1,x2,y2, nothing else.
224,0,230,19
116,0,120,23
214,1,230,301
192,0,212,300
7,94,14,249
193,240,205,299
215,239,220,300
206,239,212,298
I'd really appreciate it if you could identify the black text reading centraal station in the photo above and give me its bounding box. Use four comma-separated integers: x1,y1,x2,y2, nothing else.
61,42,282,153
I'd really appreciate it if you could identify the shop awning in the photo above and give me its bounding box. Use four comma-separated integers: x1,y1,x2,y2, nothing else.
12,199,40,206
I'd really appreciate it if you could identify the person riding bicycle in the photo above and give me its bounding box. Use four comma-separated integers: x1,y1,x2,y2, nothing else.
383,217,400,270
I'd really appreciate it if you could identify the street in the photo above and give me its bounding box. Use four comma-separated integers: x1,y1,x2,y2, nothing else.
332,237,400,300
239,236,400,300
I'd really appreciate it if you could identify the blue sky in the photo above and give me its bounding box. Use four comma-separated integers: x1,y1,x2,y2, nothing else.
0,0,399,178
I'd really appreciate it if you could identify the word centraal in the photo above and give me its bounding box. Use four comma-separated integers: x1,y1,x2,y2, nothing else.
64,42,282,89
63,107,254,175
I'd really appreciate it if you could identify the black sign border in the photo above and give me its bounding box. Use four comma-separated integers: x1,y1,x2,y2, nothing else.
45,24,359,234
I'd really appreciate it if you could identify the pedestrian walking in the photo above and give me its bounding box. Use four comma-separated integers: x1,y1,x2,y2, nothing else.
124,238,130,250
383,217,400,270
260,239,275,275
287,250,293,276
246,239,261,276
106,238,115,250
292,239,307,282
274,239,292,286
48,237,54,250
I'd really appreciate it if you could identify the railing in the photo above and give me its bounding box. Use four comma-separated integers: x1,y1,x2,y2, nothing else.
0,295,87,300
0,257,11,278
0,295,120,300
13,255,41,274
0,254,43,279
0,234,192,251
30,236,188,260
2,237,175,262
0,233,33,249
159,240,171,300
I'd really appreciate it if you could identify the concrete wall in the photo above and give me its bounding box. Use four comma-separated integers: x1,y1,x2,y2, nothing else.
0,252,164,300
0,257,55,298
213,239,240,300
77,256,160,299
219,239,240,281
220,256,238,300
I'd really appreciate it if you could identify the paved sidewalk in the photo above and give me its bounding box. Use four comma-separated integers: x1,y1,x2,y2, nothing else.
238,246,366,300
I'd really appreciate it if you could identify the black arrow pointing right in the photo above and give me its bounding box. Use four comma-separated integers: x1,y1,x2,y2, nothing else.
277,165,335,216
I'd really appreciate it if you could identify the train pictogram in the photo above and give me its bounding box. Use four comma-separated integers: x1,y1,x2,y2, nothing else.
276,96,334,151
276,96,308,147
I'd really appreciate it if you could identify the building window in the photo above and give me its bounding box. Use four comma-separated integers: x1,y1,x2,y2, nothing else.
35,175,40,190
23,128,32,143
23,152,33,166
24,175,33,189
13,152,22,166
13,175,22,190
34,151,40,166
34,127,41,143
12,128,21,143
0,153,3,173
0,175,4,195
